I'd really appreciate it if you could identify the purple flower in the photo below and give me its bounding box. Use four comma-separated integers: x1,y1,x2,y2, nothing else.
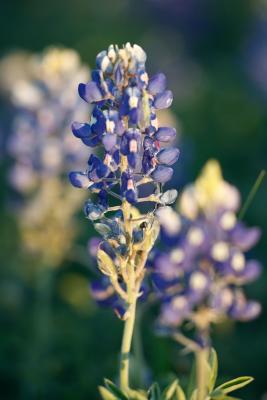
151,166,174,183
5,47,91,194
70,43,179,217
147,73,167,95
70,43,178,318
150,161,262,335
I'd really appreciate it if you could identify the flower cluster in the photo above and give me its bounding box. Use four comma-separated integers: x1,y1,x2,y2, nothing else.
2,48,91,266
4,47,90,193
69,43,179,318
151,160,261,338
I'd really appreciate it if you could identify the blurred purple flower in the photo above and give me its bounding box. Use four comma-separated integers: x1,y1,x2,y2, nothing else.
151,160,262,336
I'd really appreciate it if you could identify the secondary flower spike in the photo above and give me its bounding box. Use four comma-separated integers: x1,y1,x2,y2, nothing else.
151,160,262,341
5,47,90,194
69,43,179,319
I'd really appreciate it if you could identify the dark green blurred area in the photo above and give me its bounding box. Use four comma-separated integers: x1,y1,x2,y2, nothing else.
0,1,266,399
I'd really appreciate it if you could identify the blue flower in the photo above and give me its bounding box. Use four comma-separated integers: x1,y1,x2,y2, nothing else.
150,160,262,336
69,43,179,215
6,47,91,193
70,43,179,318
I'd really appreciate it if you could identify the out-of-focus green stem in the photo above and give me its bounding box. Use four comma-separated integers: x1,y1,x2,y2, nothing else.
119,294,137,392
132,306,148,387
239,169,266,220
195,347,209,400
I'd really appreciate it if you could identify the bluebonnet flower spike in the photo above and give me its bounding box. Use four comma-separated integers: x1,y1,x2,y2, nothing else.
69,43,179,319
151,160,262,340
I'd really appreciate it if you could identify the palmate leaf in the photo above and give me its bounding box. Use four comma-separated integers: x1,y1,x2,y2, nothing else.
215,376,254,395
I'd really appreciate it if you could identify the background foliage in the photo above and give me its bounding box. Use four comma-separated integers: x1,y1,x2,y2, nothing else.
0,1,266,399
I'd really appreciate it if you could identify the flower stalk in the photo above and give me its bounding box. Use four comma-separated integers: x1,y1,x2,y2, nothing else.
69,43,178,395
120,292,138,391
196,346,209,400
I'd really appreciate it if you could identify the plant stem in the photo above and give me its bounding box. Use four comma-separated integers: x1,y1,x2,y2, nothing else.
132,306,148,387
195,347,209,400
119,295,137,392
173,331,201,353
239,169,266,220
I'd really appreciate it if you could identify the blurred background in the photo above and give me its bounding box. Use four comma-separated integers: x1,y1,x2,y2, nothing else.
0,0,266,399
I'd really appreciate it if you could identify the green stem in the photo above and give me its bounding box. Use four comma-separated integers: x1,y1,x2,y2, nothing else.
119,295,137,392
239,169,266,220
195,347,209,400
132,306,147,387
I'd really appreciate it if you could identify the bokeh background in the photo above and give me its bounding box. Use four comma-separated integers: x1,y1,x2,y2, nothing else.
0,1,266,399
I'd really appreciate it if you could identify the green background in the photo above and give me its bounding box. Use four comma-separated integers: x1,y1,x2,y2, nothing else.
0,1,266,399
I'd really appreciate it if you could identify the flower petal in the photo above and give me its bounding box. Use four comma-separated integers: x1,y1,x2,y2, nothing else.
78,81,103,103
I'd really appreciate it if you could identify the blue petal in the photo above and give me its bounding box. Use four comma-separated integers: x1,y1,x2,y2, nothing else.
127,153,137,169
102,133,117,151
83,201,104,220
78,81,103,103
126,189,138,204
154,90,173,109
147,73,167,95
71,121,91,138
155,127,176,142
157,147,180,166
81,132,102,147
69,172,91,188
151,166,173,183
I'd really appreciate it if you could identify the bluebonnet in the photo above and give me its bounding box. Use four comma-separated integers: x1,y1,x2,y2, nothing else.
5,47,90,193
2,48,91,266
69,43,179,318
151,160,262,338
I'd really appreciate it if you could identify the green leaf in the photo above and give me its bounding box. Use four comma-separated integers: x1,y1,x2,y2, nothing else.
209,388,225,399
128,388,147,400
175,384,186,400
210,388,242,400
161,379,178,400
216,376,254,395
104,379,129,400
148,382,161,400
99,386,118,400
189,389,197,400
208,348,218,392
